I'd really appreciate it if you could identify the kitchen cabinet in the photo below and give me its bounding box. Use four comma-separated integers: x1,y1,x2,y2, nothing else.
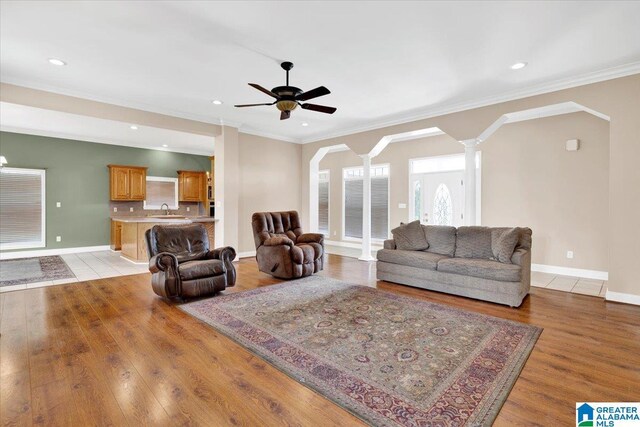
108,165,148,201
110,220,122,251
178,170,207,203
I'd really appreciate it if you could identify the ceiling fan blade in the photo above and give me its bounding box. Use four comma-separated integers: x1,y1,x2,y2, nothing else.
296,86,330,102
234,102,274,107
280,110,291,120
300,103,337,114
249,83,278,98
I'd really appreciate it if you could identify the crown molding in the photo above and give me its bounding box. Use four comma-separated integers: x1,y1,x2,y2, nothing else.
0,125,214,157
299,62,640,144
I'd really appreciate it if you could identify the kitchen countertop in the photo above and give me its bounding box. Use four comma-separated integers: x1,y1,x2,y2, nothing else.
112,216,218,224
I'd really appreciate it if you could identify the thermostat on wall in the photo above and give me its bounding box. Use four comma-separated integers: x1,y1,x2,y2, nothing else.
566,139,580,151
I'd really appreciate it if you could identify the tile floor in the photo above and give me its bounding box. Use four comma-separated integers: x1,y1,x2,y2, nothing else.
0,251,148,293
326,244,606,298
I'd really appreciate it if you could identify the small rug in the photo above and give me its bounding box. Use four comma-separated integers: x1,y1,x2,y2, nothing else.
181,276,542,426
0,256,75,287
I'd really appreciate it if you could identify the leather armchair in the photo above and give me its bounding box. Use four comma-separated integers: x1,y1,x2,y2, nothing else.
145,224,236,299
251,211,324,279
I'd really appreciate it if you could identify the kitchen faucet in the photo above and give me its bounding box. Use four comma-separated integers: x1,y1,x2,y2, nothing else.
160,203,170,215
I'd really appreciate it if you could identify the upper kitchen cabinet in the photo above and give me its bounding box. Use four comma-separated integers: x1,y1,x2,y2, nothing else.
108,165,148,201
178,170,207,202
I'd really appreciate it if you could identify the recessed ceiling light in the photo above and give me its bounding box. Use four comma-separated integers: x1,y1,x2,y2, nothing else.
301,122,309,127
48,58,66,66
130,125,138,130
510,62,528,70
212,100,223,105
162,144,168,148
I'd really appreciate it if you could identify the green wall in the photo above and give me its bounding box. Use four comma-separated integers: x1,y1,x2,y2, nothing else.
0,131,210,252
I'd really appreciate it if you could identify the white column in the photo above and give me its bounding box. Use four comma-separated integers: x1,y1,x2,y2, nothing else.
461,139,478,226
359,154,375,261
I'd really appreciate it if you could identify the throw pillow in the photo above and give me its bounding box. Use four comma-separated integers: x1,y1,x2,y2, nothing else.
392,220,429,251
491,228,520,263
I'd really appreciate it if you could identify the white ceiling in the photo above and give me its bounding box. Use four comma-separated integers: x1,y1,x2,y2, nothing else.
0,102,215,156
1,1,639,144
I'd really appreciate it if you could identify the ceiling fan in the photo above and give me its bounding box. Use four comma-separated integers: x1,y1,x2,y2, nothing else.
235,61,337,120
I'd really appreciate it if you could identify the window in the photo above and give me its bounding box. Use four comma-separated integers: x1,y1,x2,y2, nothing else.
343,165,389,240
433,183,453,226
318,171,329,235
0,167,46,250
143,176,179,210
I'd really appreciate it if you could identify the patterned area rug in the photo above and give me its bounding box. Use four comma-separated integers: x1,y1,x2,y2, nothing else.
0,256,75,287
181,276,542,426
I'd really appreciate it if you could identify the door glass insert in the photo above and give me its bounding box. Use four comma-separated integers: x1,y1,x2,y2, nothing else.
413,180,421,221
433,183,453,226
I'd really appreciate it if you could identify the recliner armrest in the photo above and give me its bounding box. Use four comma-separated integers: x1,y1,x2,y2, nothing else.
149,252,179,273
209,246,237,264
297,233,324,245
263,236,294,247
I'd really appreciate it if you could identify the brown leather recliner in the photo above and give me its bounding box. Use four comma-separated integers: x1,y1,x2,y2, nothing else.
252,211,324,279
145,224,236,299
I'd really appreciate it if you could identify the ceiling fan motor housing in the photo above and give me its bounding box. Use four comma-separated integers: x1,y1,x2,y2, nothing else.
272,85,302,111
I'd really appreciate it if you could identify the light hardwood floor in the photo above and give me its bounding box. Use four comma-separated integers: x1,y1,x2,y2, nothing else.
1,254,639,426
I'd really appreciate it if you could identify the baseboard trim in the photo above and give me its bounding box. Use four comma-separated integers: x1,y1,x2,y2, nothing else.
531,263,608,281
0,245,111,260
605,290,640,306
325,240,383,250
237,251,256,260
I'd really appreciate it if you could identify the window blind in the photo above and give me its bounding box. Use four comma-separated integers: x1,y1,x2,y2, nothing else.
318,181,329,234
344,175,388,240
0,168,46,249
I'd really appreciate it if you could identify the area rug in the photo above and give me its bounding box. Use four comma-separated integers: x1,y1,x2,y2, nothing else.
180,276,542,426
0,256,75,287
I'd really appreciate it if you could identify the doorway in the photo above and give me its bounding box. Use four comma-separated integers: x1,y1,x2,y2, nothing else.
409,153,479,226
412,171,464,226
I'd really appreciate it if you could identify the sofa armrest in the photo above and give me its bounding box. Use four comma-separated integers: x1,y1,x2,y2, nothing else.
149,252,178,273
263,236,294,247
383,239,396,250
511,248,530,266
297,233,324,245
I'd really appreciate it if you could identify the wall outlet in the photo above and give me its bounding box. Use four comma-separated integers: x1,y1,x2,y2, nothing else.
113,207,118,212
186,207,190,212
56,236,62,242
333,231,337,236
398,203,407,209
566,250,574,259
129,207,134,212
56,202,61,208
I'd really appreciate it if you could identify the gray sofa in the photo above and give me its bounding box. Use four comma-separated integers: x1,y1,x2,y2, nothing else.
377,225,532,307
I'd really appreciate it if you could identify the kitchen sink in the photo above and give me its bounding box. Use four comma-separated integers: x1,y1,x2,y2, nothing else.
146,215,187,219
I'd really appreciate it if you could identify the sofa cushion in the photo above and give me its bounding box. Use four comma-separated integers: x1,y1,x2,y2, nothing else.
391,220,429,251
179,259,224,281
421,225,457,256
455,226,493,259
377,249,448,271
436,258,521,282
491,228,520,263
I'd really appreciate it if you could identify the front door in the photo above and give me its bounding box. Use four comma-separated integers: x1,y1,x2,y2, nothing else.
412,171,464,226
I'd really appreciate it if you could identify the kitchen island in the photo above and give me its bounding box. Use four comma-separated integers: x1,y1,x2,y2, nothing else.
111,216,217,263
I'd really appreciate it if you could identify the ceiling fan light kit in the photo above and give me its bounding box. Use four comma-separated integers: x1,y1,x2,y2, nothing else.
235,61,337,120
